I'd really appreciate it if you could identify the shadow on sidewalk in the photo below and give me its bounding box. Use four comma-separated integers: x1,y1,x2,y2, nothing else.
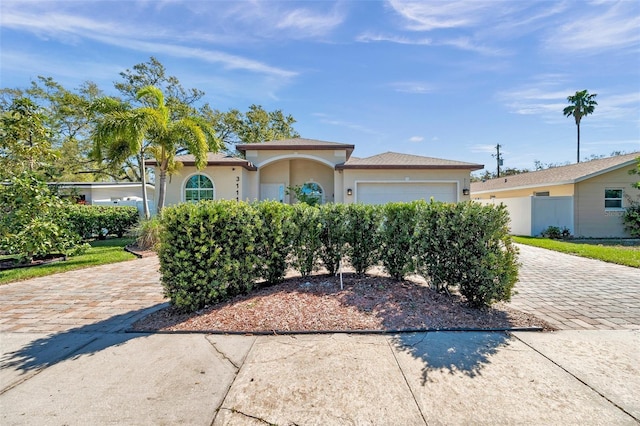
390,331,510,384
1,304,167,374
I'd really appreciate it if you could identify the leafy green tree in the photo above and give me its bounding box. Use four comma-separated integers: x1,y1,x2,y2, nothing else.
630,156,640,190
202,104,299,153
0,97,54,179
563,90,597,163
1,77,117,182
94,86,219,217
26,77,109,181
115,57,204,110
0,172,86,263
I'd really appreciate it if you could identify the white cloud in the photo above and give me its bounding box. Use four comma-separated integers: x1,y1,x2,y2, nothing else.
545,2,640,54
409,136,424,142
390,82,433,94
356,32,432,45
216,1,346,39
276,7,345,36
386,0,497,31
470,144,498,154
313,113,377,134
0,6,297,79
498,82,640,125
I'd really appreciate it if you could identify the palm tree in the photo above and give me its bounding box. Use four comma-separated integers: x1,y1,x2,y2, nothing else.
94,86,219,217
563,90,597,163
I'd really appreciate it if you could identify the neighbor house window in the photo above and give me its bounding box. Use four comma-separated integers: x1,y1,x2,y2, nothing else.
185,174,214,202
604,189,623,209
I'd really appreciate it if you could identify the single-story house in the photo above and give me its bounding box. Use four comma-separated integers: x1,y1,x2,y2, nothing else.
151,138,483,207
56,182,156,215
471,152,640,238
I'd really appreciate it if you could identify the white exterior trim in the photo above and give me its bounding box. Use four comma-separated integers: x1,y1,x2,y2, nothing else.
255,153,337,169
181,172,216,202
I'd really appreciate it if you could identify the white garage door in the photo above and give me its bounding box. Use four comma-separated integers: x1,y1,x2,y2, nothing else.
356,182,457,204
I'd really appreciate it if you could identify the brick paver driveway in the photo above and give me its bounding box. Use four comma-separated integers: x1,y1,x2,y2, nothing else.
1,246,638,333
509,244,640,330
0,257,165,333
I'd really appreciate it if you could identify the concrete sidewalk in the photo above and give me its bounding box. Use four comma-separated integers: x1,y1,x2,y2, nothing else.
1,248,640,424
1,329,638,425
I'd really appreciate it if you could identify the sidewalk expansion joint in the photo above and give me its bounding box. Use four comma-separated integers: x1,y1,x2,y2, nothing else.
510,332,639,422
385,337,429,426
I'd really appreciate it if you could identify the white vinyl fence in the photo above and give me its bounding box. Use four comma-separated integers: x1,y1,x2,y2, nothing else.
477,196,573,236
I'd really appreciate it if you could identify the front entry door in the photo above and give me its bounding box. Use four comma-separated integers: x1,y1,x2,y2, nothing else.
260,183,286,203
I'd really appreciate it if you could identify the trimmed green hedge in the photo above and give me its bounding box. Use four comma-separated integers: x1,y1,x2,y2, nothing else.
66,205,139,239
159,201,263,312
159,200,518,311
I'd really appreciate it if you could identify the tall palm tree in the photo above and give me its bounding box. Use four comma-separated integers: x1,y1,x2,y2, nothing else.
563,90,597,163
94,86,219,217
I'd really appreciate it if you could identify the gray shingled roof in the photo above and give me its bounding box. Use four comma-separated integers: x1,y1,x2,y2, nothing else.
236,138,355,155
471,152,639,193
148,152,256,170
337,152,484,170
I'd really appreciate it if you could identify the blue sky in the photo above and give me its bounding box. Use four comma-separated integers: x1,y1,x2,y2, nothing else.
1,0,639,173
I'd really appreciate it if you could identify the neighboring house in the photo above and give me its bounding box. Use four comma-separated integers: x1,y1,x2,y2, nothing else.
150,138,483,207
471,152,640,237
56,182,156,215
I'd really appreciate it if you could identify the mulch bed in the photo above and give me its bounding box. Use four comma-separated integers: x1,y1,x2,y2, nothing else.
132,273,556,333
0,254,67,270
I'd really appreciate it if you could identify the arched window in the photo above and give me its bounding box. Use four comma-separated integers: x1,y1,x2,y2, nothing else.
301,182,323,204
185,174,214,202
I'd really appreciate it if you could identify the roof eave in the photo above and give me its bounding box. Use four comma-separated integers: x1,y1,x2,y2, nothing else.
471,180,576,195
237,143,354,152
337,164,484,171
573,159,639,183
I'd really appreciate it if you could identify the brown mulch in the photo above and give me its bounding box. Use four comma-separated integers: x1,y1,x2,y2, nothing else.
132,273,556,333
0,254,67,270
124,244,157,258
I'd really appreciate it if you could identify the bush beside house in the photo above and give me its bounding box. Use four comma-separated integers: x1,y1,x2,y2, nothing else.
0,172,140,264
66,204,139,239
159,200,518,312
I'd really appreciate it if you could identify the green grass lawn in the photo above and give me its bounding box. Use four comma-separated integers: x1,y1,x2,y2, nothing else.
513,236,640,268
0,238,137,285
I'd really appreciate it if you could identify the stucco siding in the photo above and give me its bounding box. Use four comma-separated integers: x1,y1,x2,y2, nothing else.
574,167,639,237
289,159,335,203
246,149,345,168
472,183,575,200
160,166,243,205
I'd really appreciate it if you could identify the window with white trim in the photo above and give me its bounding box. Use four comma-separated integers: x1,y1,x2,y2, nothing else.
185,174,214,202
604,189,623,209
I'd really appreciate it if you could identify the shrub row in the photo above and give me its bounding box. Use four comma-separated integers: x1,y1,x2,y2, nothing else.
0,173,87,262
159,200,518,312
66,205,139,239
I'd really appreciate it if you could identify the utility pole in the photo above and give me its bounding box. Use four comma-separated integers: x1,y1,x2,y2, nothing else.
492,144,503,178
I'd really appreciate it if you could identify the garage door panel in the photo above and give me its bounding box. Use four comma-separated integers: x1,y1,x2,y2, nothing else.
356,183,456,204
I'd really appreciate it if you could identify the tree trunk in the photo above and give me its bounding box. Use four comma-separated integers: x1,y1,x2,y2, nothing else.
157,167,167,215
139,151,150,219
576,121,581,163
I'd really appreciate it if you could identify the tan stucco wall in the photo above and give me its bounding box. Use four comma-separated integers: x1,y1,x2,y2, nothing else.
259,159,335,203
472,183,575,200
159,166,246,206
342,169,472,203
574,167,639,238
245,149,347,168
